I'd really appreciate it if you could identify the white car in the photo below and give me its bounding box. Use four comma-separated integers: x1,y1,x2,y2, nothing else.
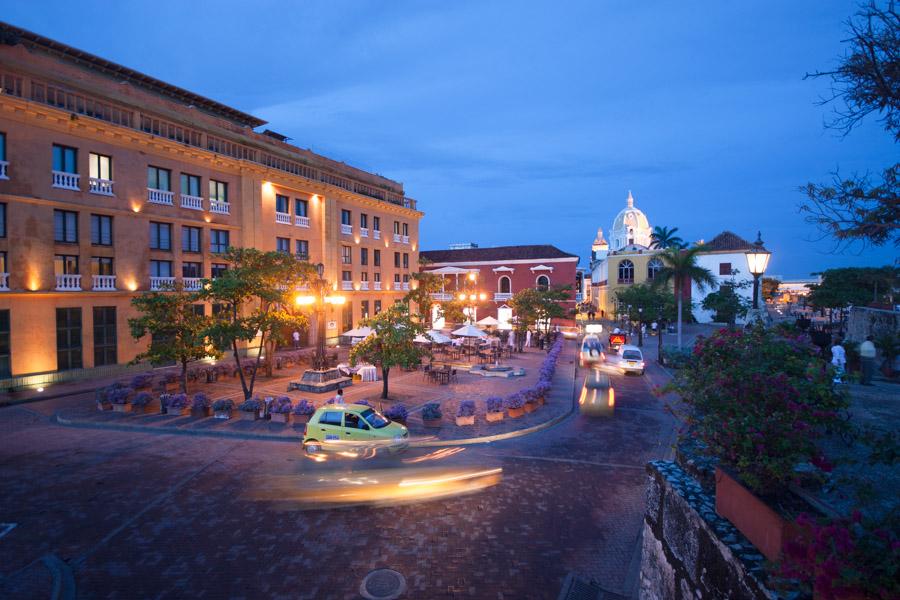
579,335,605,367
617,345,645,375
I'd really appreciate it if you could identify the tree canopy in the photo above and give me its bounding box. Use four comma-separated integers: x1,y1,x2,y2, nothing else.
614,284,677,323
649,225,685,249
652,246,717,348
806,266,898,310
762,277,781,301
509,286,570,349
403,271,444,328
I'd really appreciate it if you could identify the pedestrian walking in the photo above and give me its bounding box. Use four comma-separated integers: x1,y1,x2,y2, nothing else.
292,330,301,349
651,321,657,335
859,335,876,386
831,338,846,384
333,388,345,404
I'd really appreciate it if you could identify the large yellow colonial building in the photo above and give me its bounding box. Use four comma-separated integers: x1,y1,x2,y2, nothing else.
0,22,421,382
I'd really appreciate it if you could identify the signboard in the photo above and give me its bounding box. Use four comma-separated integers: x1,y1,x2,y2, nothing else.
608,333,626,346
327,321,337,330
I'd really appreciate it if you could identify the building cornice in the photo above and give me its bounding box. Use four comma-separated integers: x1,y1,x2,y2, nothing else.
424,257,578,268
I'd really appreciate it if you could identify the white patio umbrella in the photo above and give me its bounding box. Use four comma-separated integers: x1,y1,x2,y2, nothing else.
426,330,452,344
452,324,487,338
476,316,500,327
413,334,432,344
341,326,373,338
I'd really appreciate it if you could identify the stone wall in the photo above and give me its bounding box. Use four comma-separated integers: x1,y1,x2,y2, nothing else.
640,461,784,600
846,306,900,343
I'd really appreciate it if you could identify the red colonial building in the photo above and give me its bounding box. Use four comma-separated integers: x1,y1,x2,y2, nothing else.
420,245,580,328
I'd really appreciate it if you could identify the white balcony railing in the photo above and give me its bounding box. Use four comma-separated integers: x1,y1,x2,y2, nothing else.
393,282,403,291
55,274,82,291
295,215,310,228
402,282,410,291
360,227,369,238
575,293,584,302
373,230,381,240
150,276,176,291
52,171,80,190
360,281,369,291
89,177,115,196
341,224,352,235
341,280,353,291
181,194,203,210
0,160,8,180
494,292,512,301
0,273,8,290
148,188,174,205
183,277,203,291
92,275,116,291
373,281,382,291
393,233,402,243
431,292,453,301
209,200,230,215
275,212,291,225
402,235,410,245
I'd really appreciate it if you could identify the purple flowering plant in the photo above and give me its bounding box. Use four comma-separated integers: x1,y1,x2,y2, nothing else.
270,396,293,414
292,399,315,416
485,396,504,413
504,392,526,410
457,399,476,418
191,393,211,409
384,403,408,421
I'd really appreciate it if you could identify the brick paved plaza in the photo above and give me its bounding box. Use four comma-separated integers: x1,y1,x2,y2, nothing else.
0,341,677,599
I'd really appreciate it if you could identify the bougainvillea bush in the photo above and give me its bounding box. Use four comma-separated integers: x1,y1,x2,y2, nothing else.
665,326,846,494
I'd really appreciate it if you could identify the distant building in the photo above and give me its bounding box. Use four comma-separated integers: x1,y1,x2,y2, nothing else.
420,245,579,328
692,231,764,324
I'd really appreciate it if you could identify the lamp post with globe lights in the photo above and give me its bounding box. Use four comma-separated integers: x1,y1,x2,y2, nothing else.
294,262,345,371
745,232,771,311
456,272,487,325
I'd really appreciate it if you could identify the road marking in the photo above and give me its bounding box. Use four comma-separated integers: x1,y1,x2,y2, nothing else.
0,522,16,539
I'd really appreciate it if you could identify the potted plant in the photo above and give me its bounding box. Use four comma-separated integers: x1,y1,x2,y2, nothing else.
522,388,538,413
130,391,156,414
384,403,408,425
161,372,178,392
504,392,525,418
212,398,234,419
166,393,189,416
355,399,372,407
485,396,504,423
130,373,154,390
109,386,134,413
455,400,476,426
422,402,442,428
534,381,551,405
269,396,293,424
292,399,315,424
238,397,262,421
191,392,212,417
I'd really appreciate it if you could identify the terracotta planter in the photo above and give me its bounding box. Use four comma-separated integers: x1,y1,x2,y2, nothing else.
145,399,161,414
292,414,311,424
507,407,524,418
524,401,536,413
112,403,132,413
271,412,291,424
423,417,442,428
214,410,231,420
537,396,545,406
97,402,112,412
167,406,188,417
131,403,155,414
455,415,475,426
715,467,794,562
485,411,504,423
239,410,259,421
191,407,211,418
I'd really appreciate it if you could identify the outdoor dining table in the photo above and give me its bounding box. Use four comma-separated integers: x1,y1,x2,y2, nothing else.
357,365,378,382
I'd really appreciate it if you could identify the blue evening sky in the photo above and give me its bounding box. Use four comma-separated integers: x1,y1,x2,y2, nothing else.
6,1,896,278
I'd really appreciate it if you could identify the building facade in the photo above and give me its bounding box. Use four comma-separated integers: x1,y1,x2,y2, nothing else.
420,245,579,329
0,23,421,381
692,231,763,324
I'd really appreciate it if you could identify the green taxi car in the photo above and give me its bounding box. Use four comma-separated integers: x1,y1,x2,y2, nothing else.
302,403,409,454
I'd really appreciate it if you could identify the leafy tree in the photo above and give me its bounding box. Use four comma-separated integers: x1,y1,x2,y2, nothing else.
404,271,444,328
762,277,781,301
199,248,315,400
701,284,751,328
349,303,427,399
615,284,678,347
652,246,717,348
129,285,217,392
509,286,570,351
801,1,900,248
439,299,467,326
806,266,899,330
649,225,685,249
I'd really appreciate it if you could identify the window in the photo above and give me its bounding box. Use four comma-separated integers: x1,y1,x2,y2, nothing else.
342,270,352,282
56,308,82,370
374,272,381,282
393,221,400,234
295,198,308,217
341,246,352,265
342,302,353,333
341,209,351,225
499,276,511,294
402,223,408,236
344,412,364,430
91,257,114,276
361,272,369,282
394,273,401,283
403,274,409,283
149,222,172,250
0,310,9,379
374,249,381,267
373,216,380,231
0,132,5,162
54,210,78,243
54,254,79,275
181,173,201,197
52,144,77,173
0,251,6,273
0,203,5,238
276,237,290,254
647,258,663,281
295,239,309,259
719,262,733,276
394,252,400,268
360,213,368,228
210,229,229,254
403,253,409,269
147,166,171,191
320,411,343,426
374,300,382,314
88,153,112,180
617,260,634,283
192,304,205,317
150,260,173,277
361,300,369,319
182,262,203,278
182,226,201,252
209,179,228,203
536,275,550,290
276,194,289,214
90,214,112,246
93,307,117,367
211,263,228,278
360,248,368,266
212,303,226,316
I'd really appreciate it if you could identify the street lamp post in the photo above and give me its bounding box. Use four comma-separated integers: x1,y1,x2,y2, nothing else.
295,262,345,371
745,232,771,310
637,307,643,347
457,272,486,325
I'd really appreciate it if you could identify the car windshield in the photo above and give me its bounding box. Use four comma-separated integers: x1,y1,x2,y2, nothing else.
361,408,389,428
623,350,642,360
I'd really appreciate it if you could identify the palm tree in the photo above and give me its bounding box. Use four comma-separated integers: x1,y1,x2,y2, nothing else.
652,246,716,348
650,226,685,249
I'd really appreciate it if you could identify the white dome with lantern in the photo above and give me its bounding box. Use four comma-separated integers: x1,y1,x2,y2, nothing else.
610,191,652,250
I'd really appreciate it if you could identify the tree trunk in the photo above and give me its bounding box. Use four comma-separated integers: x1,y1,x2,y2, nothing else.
247,332,266,400
381,367,389,399
233,340,250,399
180,359,188,393
677,296,683,349
658,320,663,361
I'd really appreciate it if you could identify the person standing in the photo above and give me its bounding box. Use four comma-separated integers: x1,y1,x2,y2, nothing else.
333,388,345,404
292,330,301,349
831,338,846,384
859,336,877,386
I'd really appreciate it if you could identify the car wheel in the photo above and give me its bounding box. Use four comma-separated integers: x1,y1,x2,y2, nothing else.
305,440,321,454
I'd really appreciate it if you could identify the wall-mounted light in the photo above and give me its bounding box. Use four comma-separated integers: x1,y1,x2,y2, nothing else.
262,181,273,193
131,203,141,213
127,279,138,291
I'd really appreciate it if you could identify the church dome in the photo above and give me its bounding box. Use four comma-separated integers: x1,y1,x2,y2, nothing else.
610,191,652,250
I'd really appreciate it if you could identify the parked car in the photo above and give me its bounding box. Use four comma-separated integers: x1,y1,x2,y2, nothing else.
578,370,615,416
618,344,645,375
579,335,606,367
302,403,409,454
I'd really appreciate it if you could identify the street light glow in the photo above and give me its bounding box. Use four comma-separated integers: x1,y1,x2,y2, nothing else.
295,295,315,306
